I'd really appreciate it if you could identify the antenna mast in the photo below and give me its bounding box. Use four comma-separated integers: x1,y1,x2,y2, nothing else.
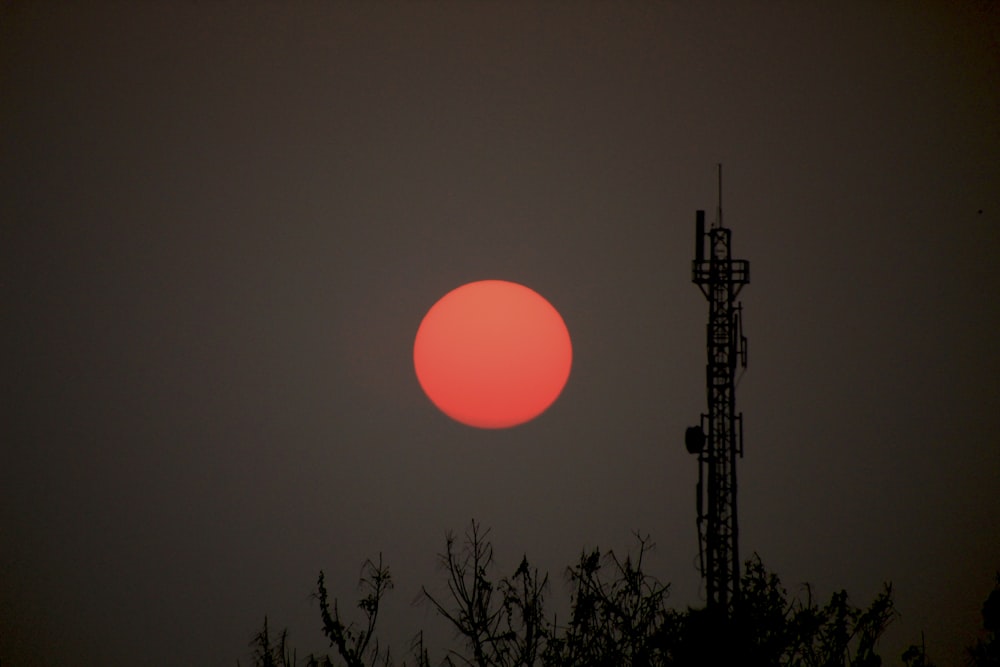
685,164,749,618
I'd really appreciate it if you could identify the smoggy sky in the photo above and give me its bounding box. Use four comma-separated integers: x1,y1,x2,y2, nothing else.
2,2,998,665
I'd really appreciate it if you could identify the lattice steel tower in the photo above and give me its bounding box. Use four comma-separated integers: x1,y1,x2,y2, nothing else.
685,166,749,618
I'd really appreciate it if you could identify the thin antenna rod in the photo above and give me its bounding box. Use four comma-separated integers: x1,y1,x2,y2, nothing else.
717,163,723,228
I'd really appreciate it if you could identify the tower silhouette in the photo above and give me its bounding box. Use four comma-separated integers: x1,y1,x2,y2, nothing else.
686,165,749,618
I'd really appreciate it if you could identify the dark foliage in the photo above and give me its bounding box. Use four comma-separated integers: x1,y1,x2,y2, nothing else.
966,574,1000,667
241,616,296,667
421,522,549,667
546,533,674,667
901,634,934,667
244,521,970,667
315,555,394,667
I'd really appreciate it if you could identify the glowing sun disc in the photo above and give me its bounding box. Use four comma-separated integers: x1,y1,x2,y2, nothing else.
413,280,573,429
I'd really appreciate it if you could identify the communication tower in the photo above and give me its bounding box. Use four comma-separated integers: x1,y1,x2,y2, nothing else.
685,165,749,618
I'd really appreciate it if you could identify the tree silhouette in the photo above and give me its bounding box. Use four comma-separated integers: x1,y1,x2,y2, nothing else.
242,521,910,667
421,522,549,667
315,555,396,667
966,573,1000,667
241,616,296,667
901,633,934,667
546,533,674,667
662,554,894,667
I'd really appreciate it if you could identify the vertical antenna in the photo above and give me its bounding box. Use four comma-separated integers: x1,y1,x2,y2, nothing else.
716,163,723,229
695,210,705,262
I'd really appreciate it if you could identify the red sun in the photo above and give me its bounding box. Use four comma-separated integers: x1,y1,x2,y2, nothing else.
414,280,573,429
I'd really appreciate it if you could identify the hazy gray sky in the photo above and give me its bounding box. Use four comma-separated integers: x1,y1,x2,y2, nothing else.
2,2,998,665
